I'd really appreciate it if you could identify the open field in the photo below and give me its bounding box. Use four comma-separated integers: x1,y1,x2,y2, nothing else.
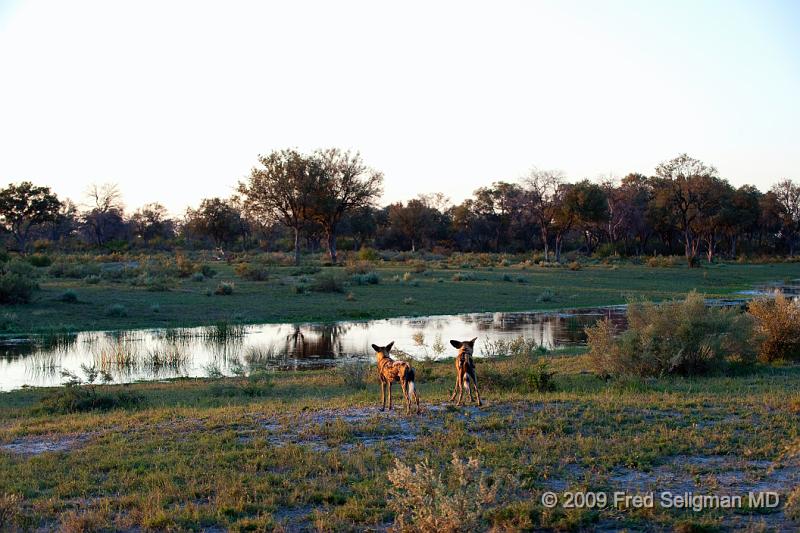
0,350,798,530
4,256,800,334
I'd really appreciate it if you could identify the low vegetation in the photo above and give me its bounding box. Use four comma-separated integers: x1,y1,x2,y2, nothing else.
586,291,755,377
748,292,800,362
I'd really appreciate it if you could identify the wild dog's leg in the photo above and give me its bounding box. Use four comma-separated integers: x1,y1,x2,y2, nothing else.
467,373,476,403
470,371,482,406
401,379,410,414
380,380,386,411
457,371,467,406
449,364,461,402
387,381,393,410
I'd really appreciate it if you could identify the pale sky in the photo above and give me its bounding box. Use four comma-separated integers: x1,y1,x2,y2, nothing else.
1,0,798,215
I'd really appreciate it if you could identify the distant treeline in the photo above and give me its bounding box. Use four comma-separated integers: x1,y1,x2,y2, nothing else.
1,151,798,267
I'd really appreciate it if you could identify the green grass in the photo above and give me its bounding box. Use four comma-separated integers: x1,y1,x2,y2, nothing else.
0,352,798,530
3,259,799,334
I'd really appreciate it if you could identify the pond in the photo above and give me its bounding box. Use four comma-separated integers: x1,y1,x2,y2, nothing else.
0,306,627,391
0,281,795,391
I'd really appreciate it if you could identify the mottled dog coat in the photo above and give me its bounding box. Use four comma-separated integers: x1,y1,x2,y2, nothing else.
449,337,482,406
372,342,420,414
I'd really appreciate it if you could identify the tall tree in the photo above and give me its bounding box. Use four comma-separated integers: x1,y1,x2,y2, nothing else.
653,154,722,267
82,183,126,246
239,149,314,265
0,181,61,252
185,197,243,249
771,179,800,256
308,148,383,263
131,203,174,245
522,169,563,261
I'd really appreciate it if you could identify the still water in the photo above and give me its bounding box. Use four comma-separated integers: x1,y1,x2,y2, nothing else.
0,307,626,391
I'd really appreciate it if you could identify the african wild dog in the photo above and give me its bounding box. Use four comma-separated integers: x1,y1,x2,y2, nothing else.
372,342,420,414
449,337,482,406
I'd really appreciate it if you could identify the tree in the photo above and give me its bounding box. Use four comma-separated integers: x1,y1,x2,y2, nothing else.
653,154,722,267
308,148,383,263
0,181,61,252
239,149,313,265
185,197,243,249
131,203,174,245
771,179,800,256
82,183,126,246
565,180,608,254
522,169,563,261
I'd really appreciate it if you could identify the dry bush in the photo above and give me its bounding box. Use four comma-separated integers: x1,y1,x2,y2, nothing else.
586,291,755,377
333,362,371,390
0,493,22,530
345,260,375,275
388,453,502,532
748,292,800,362
787,486,800,521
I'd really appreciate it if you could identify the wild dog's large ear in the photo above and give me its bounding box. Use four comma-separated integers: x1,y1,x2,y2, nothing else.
371,344,382,352
450,340,463,349
386,341,394,352
468,337,478,345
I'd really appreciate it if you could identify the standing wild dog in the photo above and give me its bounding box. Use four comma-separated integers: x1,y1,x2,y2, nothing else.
372,341,420,414
449,337,482,406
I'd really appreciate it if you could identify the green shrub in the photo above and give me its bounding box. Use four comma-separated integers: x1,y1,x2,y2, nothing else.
357,247,380,261
59,290,79,303
0,260,38,303
352,272,380,285
191,271,205,282
106,304,128,317
748,292,800,362
214,281,235,295
536,289,554,302
310,273,344,293
84,274,101,285
28,254,52,267
290,265,321,276
586,291,755,377
199,264,217,278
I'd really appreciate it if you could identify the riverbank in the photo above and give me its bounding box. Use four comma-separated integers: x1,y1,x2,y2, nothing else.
4,260,799,335
1,351,798,530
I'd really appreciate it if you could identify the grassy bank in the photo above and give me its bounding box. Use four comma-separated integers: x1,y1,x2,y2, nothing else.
1,351,798,530
4,258,800,334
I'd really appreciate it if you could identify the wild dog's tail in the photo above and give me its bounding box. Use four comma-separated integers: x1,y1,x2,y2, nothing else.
407,367,416,394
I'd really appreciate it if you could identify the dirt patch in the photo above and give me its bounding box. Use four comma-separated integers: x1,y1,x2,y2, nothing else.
1,434,92,456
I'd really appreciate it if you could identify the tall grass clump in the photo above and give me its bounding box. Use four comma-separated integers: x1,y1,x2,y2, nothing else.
204,320,246,341
36,364,143,414
388,453,503,532
586,291,755,377
36,327,77,351
333,362,371,389
748,292,800,362
480,336,555,393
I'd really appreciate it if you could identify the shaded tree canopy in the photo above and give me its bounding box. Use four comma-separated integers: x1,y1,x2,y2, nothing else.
0,181,61,252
